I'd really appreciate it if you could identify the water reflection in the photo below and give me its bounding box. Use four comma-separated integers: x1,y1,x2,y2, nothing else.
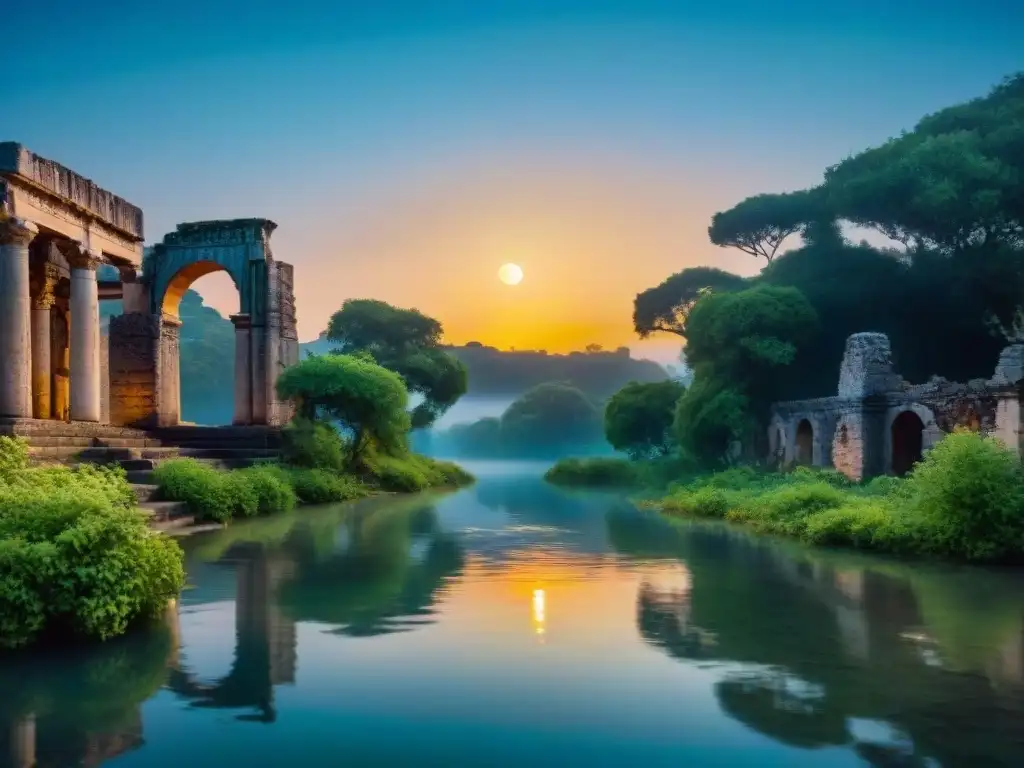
0,607,176,768
614,510,1024,766
5,471,1024,766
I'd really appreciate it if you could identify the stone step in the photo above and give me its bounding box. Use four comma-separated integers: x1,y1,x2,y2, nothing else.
139,500,190,521
20,435,164,449
126,469,155,484
132,483,160,503
76,446,280,463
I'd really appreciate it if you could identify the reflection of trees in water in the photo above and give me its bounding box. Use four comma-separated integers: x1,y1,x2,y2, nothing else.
612,512,1024,766
0,611,175,768
280,503,465,637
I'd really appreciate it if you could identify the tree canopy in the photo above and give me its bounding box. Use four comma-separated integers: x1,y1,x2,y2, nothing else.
708,190,823,262
500,382,604,455
276,354,411,463
326,299,467,428
604,380,687,459
633,267,749,339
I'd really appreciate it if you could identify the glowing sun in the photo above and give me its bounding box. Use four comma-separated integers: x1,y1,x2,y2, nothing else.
499,263,524,286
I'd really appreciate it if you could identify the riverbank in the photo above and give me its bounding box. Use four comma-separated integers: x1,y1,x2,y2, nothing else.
547,430,1024,564
151,451,472,525
0,430,472,650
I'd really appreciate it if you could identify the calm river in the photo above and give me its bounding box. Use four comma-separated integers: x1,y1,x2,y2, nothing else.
4,461,1024,767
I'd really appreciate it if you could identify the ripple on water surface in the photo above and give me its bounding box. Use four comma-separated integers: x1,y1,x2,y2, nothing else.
3,469,1024,767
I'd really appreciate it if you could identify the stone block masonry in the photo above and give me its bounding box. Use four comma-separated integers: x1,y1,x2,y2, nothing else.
769,334,1024,480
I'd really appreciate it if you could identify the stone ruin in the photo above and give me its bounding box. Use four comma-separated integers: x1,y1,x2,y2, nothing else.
769,332,1024,480
0,141,298,431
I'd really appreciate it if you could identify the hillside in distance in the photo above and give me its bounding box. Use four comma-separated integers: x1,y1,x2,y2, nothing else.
301,336,668,399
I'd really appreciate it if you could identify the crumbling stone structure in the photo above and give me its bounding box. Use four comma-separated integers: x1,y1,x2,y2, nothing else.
1,142,298,431
769,332,1024,480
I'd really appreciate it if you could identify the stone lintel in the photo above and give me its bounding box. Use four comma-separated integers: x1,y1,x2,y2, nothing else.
162,218,277,248
0,142,143,241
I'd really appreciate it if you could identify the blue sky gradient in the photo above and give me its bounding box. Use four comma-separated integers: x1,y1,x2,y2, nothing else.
4,0,1022,357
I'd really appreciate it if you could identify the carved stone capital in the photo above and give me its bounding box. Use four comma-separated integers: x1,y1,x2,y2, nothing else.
64,244,103,271
230,313,252,329
0,217,38,247
32,263,61,310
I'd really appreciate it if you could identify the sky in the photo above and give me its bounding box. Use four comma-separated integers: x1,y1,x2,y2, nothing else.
4,0,1022,364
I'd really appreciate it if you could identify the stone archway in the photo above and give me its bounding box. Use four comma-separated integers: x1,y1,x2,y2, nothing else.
795,419,814,465
107,219,298,428
891,410,924,476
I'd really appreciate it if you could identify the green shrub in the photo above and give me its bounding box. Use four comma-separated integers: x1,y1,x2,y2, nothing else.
236,465,297,515
801,499,898,548
662,486,733,518
905,430,1024,561
0,438,184,649
153,459,236,522
545,457,641,487
281,417,345,470
287,468,369,504
360,451,474,493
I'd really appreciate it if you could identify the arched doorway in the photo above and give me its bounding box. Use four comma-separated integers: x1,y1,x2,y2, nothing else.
173,269,239,426
795,419,813,465
891,411,924,476
107,219,298,427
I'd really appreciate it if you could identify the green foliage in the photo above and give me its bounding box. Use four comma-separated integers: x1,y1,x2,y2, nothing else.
544,457,643,487
654,431,1024,563
903,430,1024,560
708,190,822,262
153,459,237,522
276,354,411,464
286,468,369,505
673,377,751,466
235,465,298,516
500,382,604,455
604,379,687,459
281,417,346,470
360,450,474,493
0,437,185,649
154,459,295,521
325,298,467,427
632,267,749,339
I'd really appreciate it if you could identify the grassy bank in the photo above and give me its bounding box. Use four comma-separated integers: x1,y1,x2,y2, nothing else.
0,437,185,650
550,430,1024,564
153,419,473,523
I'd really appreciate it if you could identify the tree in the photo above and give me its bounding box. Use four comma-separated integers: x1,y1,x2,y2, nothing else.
500,383,603,455
683,285,819,401
604,380,687,459
585,343,604,353
708,190,821,262
275,354,411,465
326,299,467,428
673,285,818,465
633,267,749,339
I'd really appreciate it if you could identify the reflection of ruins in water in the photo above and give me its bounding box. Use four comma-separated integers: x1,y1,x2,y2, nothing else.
168,542,298,723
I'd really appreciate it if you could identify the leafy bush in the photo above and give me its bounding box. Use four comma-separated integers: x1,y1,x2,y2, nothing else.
360,451,474,493
153,459,236,522
287,468,369,504
0,437,184,649
235,465,297,515
281,417,345,470
904,430,1024,561
545,457,642,487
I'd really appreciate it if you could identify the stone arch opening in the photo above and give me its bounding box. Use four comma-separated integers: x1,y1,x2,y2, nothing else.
167,267,241,426
891,410,924,476
795,419,813,465
108,219,298,428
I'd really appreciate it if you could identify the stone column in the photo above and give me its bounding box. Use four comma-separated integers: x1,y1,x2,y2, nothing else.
0,218,37,418
69,249,102,422
30,264,58,419
231,313,253,425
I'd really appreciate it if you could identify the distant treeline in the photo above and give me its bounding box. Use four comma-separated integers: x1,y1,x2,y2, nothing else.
100,294,668,426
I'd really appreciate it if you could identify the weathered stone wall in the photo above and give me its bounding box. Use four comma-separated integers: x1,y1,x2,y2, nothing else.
157,318,181,427
770,333,1024,480
265,261,298,426
108,313,159,427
